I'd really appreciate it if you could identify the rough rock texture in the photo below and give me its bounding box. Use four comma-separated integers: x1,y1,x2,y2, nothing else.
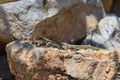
0,0,104,44
0,0,60,44
83,15,120,50
102,0,120,17
102,0,113,13
6,41,120,80
0,7,13,43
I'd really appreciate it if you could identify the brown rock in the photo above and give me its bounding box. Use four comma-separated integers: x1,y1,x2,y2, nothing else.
0,0,16,4
102,0,120,16
0,7,13,44
102,0,113,13
6,41,119,80
0,0,104,44
31,2,103,43
111,0,120,16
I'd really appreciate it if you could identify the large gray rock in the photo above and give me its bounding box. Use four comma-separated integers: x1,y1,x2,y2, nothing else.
0,0,104,44
0,0,60,43
83,14,120,50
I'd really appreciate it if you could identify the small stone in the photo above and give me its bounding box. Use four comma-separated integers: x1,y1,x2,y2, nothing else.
48,75,56,80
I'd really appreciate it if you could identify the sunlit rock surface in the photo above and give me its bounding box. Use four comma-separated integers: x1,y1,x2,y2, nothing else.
1,0,120,80
102,0,120,17
6,41,120,80
83,15,120,50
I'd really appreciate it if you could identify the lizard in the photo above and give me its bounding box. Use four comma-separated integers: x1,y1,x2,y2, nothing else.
32,36,104,51
61,43,101,51
32,36,63,49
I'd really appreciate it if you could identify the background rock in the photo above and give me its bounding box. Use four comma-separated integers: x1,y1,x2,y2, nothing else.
0,0,16,4
0,0,104,44
31,3,103,43
0,0,60,44
111,0,120,17
83,15,120,50
6,40,119,80
101,0,120,17
102,0,113,13
31,0,104,43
